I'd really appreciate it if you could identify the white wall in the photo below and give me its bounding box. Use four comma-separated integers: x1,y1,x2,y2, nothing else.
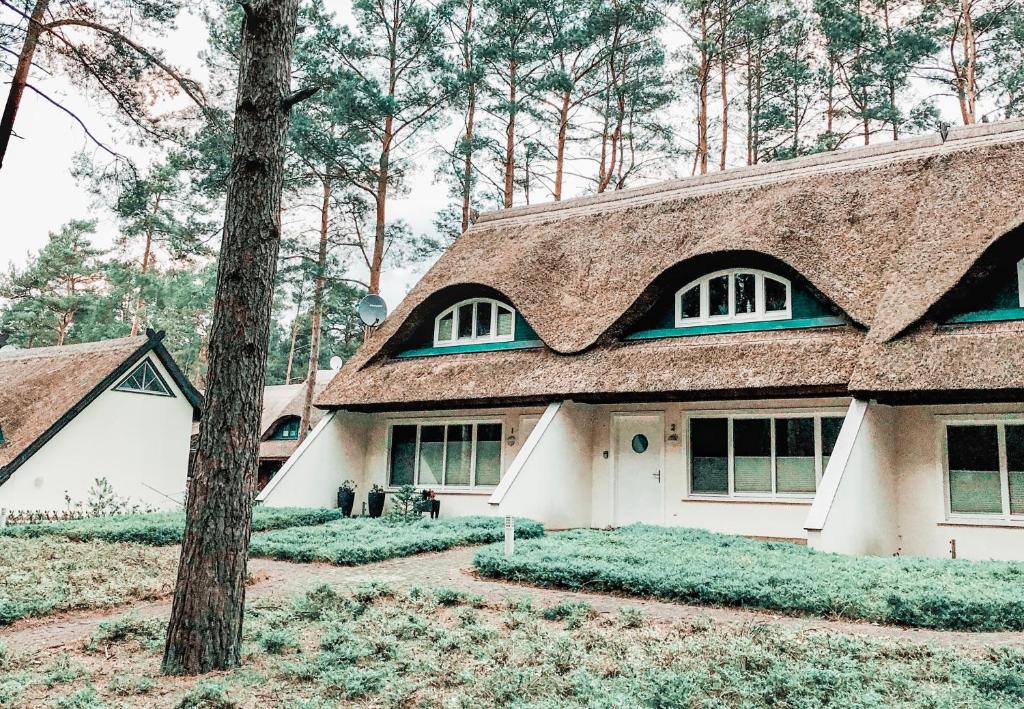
893,404,1024,561
492,402,596,529
0,354,194,512
806,400,901,555
258,411,371,509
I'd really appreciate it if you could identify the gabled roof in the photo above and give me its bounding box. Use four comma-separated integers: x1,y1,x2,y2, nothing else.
0,330,203,482
320,120,1024,409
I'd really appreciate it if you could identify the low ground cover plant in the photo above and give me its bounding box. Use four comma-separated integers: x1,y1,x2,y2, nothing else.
6,583,1024,707
474,525,1024,632
0,507,344,546
0,537,178,625
249,515,544,565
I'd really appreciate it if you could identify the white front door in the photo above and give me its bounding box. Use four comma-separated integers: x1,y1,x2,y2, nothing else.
613,413,664,526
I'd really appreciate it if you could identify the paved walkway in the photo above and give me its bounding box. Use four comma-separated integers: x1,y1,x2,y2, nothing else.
3,547,1022,653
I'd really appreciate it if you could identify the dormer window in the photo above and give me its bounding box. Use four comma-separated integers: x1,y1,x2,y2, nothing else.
434,298,516,347
270,417,301,440
675,269,792,327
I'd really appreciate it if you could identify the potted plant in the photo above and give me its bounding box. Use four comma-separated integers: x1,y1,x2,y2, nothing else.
336,480,356,517
367,483,386,518
421,488,440,519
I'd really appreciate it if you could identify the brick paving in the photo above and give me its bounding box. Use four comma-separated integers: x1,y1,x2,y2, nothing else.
3,546,1022,654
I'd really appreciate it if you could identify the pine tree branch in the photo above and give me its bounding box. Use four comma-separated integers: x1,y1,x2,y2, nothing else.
23,83,125,161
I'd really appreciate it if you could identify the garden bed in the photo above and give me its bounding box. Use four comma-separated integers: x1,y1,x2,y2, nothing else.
5,583,1023,708
0,507,345,546
474,525,1024,632
249,516,544,565
0,537,178,625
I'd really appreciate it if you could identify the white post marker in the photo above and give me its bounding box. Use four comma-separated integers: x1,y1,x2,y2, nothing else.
504,515,514,557
0,508,7,528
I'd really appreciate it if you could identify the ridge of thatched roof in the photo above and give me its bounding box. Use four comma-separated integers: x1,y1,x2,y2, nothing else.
0,331,202,480
319,120,1024,409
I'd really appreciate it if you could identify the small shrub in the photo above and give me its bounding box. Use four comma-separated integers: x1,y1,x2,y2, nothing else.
106,674,155,697
259,627,301,655
352,581,393,604
86,614,164,651
432,587,468,606
43,654,83,688
175,680,239,709
540,600,592,622
617,608,647,629
52,685,105,709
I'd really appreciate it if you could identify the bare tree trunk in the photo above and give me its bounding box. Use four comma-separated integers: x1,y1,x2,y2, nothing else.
368,116,392,295
959,0,976,124
719,55,728,171
553,92,570,200
130,199,158,337
0,0,51,169
162,0,301,675
696,12,709,175
460,0,476,231
284,286,304,385
299,176,329,444
503,61,518,208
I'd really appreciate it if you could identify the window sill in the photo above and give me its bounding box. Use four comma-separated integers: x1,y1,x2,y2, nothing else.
683,495,814,506
384,486,497,497
939,517,1024,530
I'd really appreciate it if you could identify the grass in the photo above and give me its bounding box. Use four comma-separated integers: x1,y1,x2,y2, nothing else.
249,515,544,565
0,537,179,626
473,525,1024,632
5,583,1024,708
0,507,346,546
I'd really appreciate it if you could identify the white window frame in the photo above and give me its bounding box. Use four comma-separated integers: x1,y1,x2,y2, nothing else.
684,411,845,501
940,417,1024,524
386,418,504,490
433,298,516,347
674,268,793,327
1017,259,1024,308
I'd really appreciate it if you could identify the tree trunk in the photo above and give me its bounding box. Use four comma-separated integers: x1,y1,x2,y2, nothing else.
162,0,301,675
959,0,976,124
299,176,329,445
130,198,158,337
503,61,518,209
696,12,709,175
0,0,51,170
553,92,570,200
719,55,728,171
368,116,392,295
460,0,476,232
284,287,304,385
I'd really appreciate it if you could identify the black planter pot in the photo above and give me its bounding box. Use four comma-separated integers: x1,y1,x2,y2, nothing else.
367,491,386,518
337,488,355,517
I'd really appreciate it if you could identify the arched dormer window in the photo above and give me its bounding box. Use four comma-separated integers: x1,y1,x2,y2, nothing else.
434,298,516,347
675,269,792,327
270,416,301,440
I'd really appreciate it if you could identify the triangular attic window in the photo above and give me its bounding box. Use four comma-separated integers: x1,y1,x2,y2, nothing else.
114,360,173,397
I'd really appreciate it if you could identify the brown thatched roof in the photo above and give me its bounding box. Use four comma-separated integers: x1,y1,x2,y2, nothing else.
320,120,1024,409
0,332,202,482
259,371,333,459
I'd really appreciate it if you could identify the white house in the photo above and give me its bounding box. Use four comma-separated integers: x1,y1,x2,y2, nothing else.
256,370,334,490
260,119,1024,561
0,330,202,512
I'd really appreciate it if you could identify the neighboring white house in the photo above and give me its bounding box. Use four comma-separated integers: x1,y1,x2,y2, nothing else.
0,330,202,512
260,119,1024,561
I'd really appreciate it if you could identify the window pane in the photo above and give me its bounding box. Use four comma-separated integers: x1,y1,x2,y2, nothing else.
476,302,493,337
475,423,502,486
496,307,514,337
437,313,453,341
734,273,756,314
947,425,1001,515
1008,426,1024,515
691,418,728,494
765,277,788,312
445,424,472,485
776,418,815,493
418,425,444,485
821,416,844,473
389,425,416,486
679,286,700,319
733,419,771,493
708,275,729,317
457,304,474,339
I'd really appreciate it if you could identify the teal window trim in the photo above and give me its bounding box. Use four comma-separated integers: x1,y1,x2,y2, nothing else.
946,308,1024,325
625,315,846,341
270,417,301,440
396,339,543,359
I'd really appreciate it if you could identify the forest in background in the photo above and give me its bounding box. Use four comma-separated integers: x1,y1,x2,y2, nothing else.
1,0,1022,386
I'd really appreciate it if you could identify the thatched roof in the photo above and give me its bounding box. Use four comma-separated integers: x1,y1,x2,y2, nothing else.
259,370,333,460
320,120,1024,409
0,331,202,482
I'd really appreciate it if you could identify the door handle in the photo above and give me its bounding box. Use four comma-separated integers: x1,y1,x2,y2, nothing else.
652,470,661,482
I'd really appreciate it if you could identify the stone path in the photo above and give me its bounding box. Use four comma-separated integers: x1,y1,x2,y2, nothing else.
3,547,1022,653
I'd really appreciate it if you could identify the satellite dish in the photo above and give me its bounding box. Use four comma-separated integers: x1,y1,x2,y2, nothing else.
329,355,343,371
357,294,388,327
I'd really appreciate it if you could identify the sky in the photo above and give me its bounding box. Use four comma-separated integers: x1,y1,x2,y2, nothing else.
0,1,444,312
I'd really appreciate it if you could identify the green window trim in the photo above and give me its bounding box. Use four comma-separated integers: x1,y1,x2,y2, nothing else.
626,315,846,341
396,339,543,359
946,307,1024,325
270,417,302,440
